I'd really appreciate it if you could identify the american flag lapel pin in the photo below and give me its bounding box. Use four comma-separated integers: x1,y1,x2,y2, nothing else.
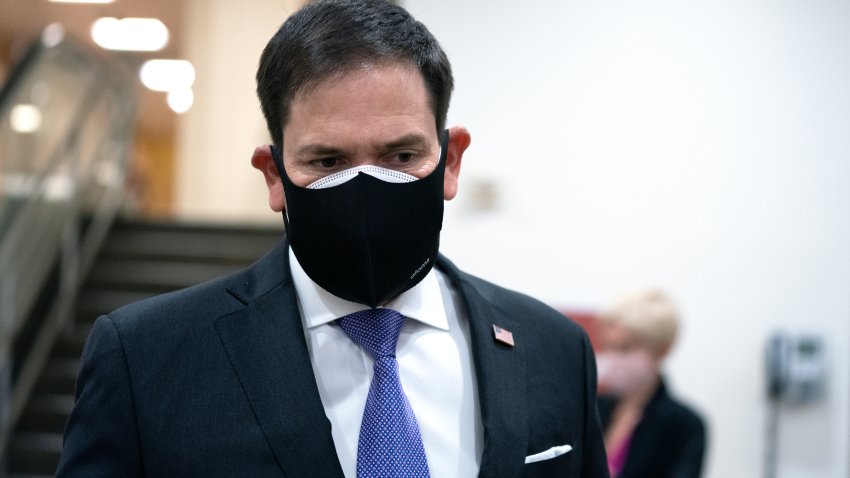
492,324,515,347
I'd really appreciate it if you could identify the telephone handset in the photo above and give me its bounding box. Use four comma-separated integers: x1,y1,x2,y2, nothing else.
765,332,825,403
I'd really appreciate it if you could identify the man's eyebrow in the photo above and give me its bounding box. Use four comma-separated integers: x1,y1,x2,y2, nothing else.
382,133,431,150
295,143,344,157
295,134,433,157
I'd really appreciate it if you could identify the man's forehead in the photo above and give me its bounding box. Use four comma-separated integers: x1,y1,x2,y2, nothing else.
281,62,437,150
296,58,415,91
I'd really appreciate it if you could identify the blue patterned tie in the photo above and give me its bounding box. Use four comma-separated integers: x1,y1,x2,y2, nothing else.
337,308,431,478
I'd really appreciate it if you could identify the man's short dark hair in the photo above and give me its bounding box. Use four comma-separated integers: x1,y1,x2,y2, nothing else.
256,0,454,148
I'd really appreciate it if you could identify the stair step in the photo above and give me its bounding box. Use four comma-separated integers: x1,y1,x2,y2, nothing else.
16,394,75,434
50,326,92,359
75,289,158,323
103,221,281,262
8,220,283,471
87,258,244,292
7,432,62,475
33,358,80,395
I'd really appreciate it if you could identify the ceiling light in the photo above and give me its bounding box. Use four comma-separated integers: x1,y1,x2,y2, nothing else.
167,88,194,114
44,174,74,202
41,23,65,47
10,104,43,133
139,59,195,92
91,17,168,52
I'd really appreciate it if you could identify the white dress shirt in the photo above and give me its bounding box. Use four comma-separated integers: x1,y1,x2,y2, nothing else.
290,248,483,477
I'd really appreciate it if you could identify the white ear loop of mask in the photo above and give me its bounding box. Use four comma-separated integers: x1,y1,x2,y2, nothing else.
304,148,441,190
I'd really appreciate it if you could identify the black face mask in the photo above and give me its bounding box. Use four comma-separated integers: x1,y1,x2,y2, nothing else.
271,129,448,308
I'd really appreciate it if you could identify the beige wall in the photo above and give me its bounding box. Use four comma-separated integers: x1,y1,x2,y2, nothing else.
174,0,304,223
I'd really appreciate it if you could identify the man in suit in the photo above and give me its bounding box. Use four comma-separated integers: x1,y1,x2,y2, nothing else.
57,1,609,476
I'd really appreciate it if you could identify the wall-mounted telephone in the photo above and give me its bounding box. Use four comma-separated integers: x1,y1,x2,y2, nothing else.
763,332,827,478
765,332,826,403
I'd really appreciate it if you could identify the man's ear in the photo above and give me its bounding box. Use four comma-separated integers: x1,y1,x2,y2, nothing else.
443,126,470,201
250,145,286,212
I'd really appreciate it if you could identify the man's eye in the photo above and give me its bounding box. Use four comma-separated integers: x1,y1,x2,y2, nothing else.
396,152,414,163
318,157,338,168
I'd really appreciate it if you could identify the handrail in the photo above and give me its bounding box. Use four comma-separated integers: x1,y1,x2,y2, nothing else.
0,28,137,460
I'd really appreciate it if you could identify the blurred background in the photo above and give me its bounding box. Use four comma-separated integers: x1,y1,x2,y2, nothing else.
0,0,848,477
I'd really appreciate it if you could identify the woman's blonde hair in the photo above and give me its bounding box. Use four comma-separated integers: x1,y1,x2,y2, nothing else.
599,288,680,356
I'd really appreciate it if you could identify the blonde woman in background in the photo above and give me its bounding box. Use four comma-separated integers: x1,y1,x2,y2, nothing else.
596,288,707,478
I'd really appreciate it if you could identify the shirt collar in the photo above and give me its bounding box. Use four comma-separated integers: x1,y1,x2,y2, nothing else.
289,247,449,331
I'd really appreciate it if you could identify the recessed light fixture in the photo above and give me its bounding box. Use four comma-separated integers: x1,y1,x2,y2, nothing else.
41,23,65,47
167,88,194,114
139,59,196,113
91,17,168,51
10,104,43,133
139,59,195,92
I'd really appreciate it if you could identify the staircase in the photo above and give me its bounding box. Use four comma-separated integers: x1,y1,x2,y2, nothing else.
6,219,283,477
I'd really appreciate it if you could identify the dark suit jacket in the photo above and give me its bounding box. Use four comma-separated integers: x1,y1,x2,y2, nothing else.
599,380,706,478
57,238,609,477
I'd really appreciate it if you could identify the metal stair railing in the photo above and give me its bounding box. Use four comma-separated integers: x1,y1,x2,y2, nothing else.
0,27,137,462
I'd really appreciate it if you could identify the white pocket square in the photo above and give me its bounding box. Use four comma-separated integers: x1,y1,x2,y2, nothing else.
524,444,573,464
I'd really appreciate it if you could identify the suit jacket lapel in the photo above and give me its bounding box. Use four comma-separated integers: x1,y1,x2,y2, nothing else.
438,256,529,478
213,245,529,477
215,240,344,477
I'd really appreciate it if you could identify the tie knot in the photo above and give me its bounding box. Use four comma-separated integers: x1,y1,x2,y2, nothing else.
337,308,406,359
